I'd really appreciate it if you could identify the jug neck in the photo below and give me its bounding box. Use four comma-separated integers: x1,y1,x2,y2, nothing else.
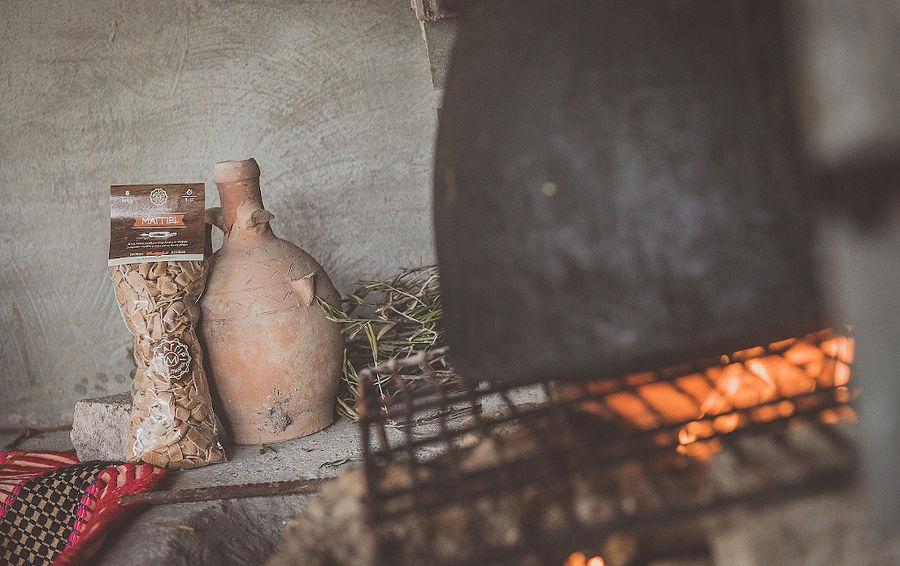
213,158,271,237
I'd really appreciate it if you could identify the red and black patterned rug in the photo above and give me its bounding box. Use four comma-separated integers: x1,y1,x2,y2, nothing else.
0,451,166,566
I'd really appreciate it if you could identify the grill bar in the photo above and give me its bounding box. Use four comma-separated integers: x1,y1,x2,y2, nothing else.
360,329,849,429
364,386,848,464
357,330,857,565
368,400,854,520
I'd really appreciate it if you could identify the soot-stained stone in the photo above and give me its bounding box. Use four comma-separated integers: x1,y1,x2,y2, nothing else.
434,0,821,383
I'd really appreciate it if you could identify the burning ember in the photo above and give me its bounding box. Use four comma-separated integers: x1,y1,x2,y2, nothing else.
564,552,605,566
559,328,855,460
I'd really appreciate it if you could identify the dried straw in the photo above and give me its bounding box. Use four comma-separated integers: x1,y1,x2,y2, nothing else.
318,265,458,420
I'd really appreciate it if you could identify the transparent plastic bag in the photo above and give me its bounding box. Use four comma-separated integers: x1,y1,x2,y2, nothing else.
111,260,225,468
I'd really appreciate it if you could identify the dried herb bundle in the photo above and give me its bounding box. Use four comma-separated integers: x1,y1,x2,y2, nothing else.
318,265,458,420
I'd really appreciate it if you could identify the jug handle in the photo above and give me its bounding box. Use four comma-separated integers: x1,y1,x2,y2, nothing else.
206,207,225,231
206,205,274,235
206,204,273,233
290,272,318,307
204,207,224,255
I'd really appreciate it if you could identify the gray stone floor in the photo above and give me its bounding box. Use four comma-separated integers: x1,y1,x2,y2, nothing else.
1,428,75,452
5,414,366,566
97,494,315,565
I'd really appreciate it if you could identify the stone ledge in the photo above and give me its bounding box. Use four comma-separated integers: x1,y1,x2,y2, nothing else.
70,393,364,484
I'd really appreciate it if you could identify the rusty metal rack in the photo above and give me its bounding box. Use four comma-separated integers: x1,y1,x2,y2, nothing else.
356,329,858,565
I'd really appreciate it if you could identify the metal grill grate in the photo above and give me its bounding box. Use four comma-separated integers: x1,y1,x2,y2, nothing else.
357,329,858,565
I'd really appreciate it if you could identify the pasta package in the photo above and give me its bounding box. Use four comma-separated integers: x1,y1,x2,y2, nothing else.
109,183,225,468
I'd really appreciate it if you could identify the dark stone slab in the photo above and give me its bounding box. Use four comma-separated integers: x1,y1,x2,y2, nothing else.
434,0,821,383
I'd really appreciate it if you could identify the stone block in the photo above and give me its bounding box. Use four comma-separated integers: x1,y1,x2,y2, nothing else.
410,0,457,21
70,393,130,462
420,18,458,89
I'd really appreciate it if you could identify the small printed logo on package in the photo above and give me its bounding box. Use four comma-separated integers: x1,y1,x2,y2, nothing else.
109,183,205,266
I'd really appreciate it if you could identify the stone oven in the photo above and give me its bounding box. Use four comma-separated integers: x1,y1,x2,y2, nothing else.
338,1,897,564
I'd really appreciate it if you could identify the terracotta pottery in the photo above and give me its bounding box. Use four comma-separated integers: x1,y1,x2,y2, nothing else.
200,158,344,445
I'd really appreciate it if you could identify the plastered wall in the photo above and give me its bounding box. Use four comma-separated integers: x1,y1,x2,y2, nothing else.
0,0,438,426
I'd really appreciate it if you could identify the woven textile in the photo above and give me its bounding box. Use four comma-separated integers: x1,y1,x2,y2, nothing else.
0,451,166,566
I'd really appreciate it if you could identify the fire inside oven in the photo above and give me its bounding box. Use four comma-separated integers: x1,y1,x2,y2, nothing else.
356,328,856,565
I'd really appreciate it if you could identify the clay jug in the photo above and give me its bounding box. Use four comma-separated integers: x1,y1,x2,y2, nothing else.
200,158,344,445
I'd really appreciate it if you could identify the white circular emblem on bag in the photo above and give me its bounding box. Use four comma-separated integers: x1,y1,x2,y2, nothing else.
151,338,191,380
150,187,168,206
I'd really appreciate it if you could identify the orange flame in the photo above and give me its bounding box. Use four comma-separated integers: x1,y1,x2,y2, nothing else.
560,330,856,462
559,332,856,564
673,333,854,459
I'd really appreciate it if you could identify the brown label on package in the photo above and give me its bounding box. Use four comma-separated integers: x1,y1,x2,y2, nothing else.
109,183,205,266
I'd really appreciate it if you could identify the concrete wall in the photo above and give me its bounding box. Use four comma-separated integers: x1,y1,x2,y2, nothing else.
0,0,438,427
